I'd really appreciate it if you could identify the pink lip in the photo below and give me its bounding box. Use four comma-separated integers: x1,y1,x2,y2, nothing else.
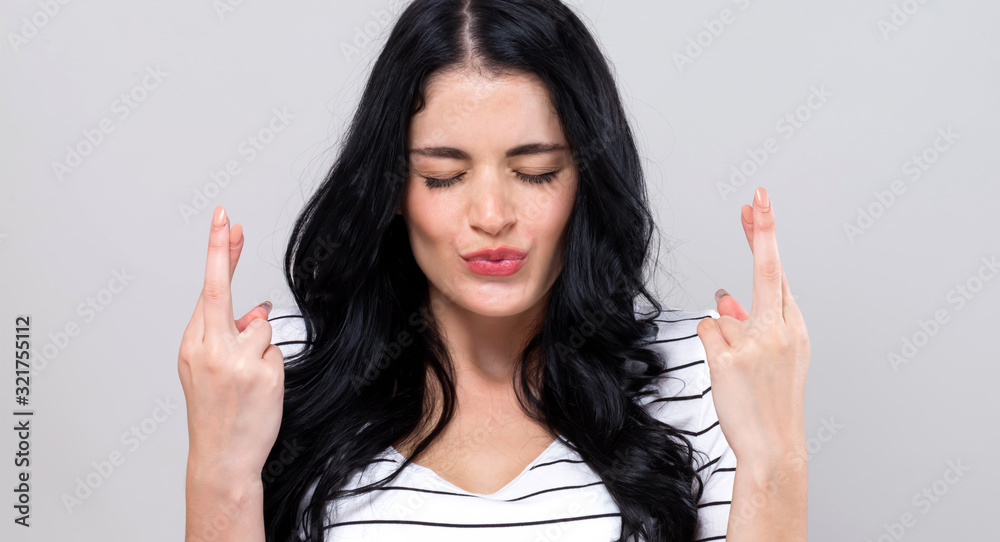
461,246,528,277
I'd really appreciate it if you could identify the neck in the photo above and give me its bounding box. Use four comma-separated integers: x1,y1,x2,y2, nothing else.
426,285,547,388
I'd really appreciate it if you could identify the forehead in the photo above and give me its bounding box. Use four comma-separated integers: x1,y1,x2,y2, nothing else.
408,68,565,147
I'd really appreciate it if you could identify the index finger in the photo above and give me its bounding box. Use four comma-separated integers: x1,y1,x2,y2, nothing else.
202,206,236,337
740,202,801,326
749,187,783,321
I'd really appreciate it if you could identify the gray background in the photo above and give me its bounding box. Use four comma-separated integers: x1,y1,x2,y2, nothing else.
1,0,996,540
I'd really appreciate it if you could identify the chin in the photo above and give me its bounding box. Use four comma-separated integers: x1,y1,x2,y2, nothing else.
456,286,536,318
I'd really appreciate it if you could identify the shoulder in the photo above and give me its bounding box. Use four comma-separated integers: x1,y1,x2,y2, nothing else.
633,303,729,462
634,304,718,406
635,304,736,537
267,304,307,359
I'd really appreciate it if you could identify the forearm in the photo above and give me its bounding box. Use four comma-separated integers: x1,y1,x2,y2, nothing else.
726,449,808,541
185,461,266,542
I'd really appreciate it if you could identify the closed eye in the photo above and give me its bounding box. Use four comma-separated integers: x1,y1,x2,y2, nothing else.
516,170,559,184
422,170,560,189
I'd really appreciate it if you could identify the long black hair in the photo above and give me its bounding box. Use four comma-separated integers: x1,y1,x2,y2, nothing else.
263,1,705,540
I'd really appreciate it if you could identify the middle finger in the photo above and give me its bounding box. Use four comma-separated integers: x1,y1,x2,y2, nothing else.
229,223,244,282
749,187,784,321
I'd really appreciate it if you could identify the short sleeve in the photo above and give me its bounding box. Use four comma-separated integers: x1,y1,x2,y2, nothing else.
267,304,307,360
637,307,735,541
265,304,316,540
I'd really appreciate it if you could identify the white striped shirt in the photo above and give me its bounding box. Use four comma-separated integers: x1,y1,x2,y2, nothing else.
268,305,735,541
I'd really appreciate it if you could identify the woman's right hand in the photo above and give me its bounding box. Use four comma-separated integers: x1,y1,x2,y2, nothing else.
178,205,286,487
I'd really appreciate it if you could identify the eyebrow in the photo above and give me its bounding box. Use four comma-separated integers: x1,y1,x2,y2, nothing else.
408,142,568,159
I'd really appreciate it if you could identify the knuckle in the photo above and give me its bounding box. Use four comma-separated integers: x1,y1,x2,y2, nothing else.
696,319,709,335
202,283,229,302
254,317,272,334
699,316,719,332
241,317,260,335
768,310,782,326
264,346,286,369
244,360,280,392
768,329,793,356
730,341,751,362
177,341,194,363
267,364,285,391
208,230,228,249
177,359,191,385
771,339,790,358
715,349,735,369
755,212,776,230
202,343,232,374
798,330,811,351
201,355,225,375
758,262,782,281
233,358,257,384
247,316,268,333
717,314,739,328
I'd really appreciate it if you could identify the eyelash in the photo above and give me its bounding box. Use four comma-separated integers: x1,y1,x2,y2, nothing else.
422,170,559,189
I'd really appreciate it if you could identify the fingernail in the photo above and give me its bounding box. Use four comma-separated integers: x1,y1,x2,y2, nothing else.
213,207,228,230
754,187,770,212
257,300,273,314
715,289,730,303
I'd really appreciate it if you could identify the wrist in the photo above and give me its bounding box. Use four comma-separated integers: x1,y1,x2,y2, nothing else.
735,447,808,496
186,456,263,499
185,468,264,542
734,424,807,465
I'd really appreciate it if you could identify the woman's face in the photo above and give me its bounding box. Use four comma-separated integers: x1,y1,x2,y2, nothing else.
399,67,578,319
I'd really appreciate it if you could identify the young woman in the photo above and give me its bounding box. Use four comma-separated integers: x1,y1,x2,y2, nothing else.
177,1,810,541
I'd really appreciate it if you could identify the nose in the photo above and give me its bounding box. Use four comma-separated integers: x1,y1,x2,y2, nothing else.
467,168,516,236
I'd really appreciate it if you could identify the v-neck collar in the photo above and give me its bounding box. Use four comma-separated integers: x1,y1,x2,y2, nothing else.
387,436,566,498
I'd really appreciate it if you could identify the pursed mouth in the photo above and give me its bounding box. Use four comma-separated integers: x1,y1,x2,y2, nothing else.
461,246,528,261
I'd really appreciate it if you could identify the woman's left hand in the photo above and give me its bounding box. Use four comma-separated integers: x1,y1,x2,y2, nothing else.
696,186,810,466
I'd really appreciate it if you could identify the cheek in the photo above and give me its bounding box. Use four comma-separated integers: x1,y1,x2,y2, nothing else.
532,183,576,242
404,186,459,255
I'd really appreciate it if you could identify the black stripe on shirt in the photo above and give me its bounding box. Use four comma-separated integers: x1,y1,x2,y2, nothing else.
367,486,475,498
268,314,309,348
696,455,721,472
362,480,606,503
701,464,737,480
275,340,309,348
650,386,712,404
530,458,587,470
504,481,605,502
654,315,714,324
650,332,700,344
324,512,623,530
662,359,706,373
267,314,303,322
675,420,720,437
697,500,731,508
